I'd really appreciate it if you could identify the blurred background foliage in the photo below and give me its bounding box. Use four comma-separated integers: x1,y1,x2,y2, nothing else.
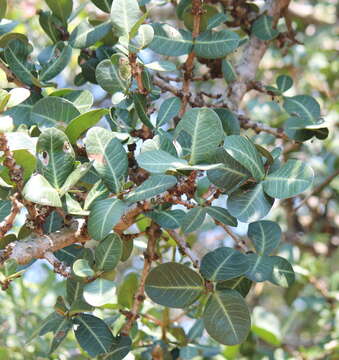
0,0,338,359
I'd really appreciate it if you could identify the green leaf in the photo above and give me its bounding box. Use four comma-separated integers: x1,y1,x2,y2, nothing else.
145,60,177,72
156,97,181,128
6,87,30,108
52,88,94,113
125,174,177,203
39,42,72,81
216,276,252,297
95,233,122,271
207,148,251,193
84,180,109,210
269,256,295,287
59,162,92,196
49,317,73,354
0,200,11,222
36,128,75,189
73,259,95,278
284,117,328,142
214,108,240,135
117,272,138,308
129,24,154,52
0,0,7,20
74,314,114,357
132,93,154,129
45,0,73,23
145,209,185,229
85,128,128,193
38,10,64,43
69,20,112,49
224,135,265,181
43,211,63,234
66,278,93,314
251,15,279,41
65,109,108,144
262,159,314,199
101,335,132,360
4,39,36,86
206,12,228,30
194,30,240,59
27,311,63,342
222,59,237,83
181,207,206,234
175,107,224,165
66,193,88,215
200,247,249,281
88,198,127,241
227,183,274,223
30,96,80,127
252,306,281,346
203,289,251,345
22,174,62,207
248,220,281,255
136,149,188,173
276,75,293,92
110,0,142,37
244,253,275,282
83,278,116,307
91,0,112,13
283,95,321,122
206,206,238,227
145,262,204,308
95,59,130,94
148,23,193,56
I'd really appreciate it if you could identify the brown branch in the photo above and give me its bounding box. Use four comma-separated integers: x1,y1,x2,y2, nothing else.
44,251,71,278
167,230,200,268
294,169,339,211
153,76,182,98
0,60,29,89
129,53,148,95
0,195,21,238
120,222,159,335
214,221,250,252
228,0,291,108
178,0,203,118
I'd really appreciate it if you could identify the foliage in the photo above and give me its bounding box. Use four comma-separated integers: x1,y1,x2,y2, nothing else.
0,0,338,359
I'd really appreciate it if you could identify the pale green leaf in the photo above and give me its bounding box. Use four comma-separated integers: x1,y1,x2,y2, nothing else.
252,306,281,346
22,174,62,207
83,278,116,306
59,162,92,196
283,95,321,123
145,60,177,72
262,159,314,199
73,259,95,278
110,0,142,37
156,97,181,127
269,256,295,287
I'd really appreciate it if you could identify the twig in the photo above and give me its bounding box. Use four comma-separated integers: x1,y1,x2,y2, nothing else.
167,230,200,268
0,195,21,238
294,169,339,210
44,251,71,277
214,221,249,252
121,222,159,335
0,60,29,89
178,0,203,118
129,53,148,95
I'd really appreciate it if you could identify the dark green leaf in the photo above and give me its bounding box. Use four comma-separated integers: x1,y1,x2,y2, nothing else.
95,233,122,271
283,95,321,122
206,206,238,227
216,276,252,297
276,75,293,92
74,314,114,357
244,253,275,282
126,174,177,203
248,220,281,255
181,207,207,234
88,198,127,241
227,183,274,223
194,30,239,59
203,289,251,345
269,256,295,287
251,15,279,40
45,0,72,23
145,209,185,229
145,262,204,308
200,247,249,281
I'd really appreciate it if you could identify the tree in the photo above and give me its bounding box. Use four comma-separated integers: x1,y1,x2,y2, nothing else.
0,0,337,359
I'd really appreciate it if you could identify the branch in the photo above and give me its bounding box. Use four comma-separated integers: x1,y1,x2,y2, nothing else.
167,230,200,268
214,221,250,252
0,195,21,238
120,222,159,335
0,60,29,89
228,0,291,108
294,169,339,210
178,0,203,118
44,251,71,277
